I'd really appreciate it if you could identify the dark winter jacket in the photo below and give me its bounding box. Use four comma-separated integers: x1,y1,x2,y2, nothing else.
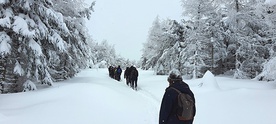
130,68,138,80
159,81,196,124
124,67,131,78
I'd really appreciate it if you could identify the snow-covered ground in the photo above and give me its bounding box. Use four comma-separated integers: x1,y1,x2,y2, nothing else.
0,68,276,124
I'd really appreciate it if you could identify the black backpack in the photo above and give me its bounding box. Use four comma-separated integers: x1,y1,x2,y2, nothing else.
170,87,195,121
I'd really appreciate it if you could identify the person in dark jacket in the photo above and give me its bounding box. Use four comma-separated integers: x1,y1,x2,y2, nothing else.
115,65,122,81
159,69,196,124
124,67,131,86
128,66,135,88
130,66,138,90
108,66,114,78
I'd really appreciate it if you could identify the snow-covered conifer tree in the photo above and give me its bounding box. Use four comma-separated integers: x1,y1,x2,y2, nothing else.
180,0,221,78
220,0,272,79
0,0,94,93
141,16,163,70
154,19,184,75
142,18,184,74
92,40,117,67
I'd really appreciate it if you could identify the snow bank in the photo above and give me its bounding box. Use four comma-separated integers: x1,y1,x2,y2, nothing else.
198,70,220,90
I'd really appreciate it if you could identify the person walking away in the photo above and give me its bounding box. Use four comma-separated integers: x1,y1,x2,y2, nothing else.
108,66,113,78
128,66,135,88
124,67,131,85
159,69,196,124
115,65,122,81
130,67,138,90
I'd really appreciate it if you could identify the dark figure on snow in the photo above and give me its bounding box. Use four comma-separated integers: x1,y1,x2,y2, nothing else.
159,69,196,124
130,66,138,90
108,66,114,78
124,67,131,86
115,65,122,81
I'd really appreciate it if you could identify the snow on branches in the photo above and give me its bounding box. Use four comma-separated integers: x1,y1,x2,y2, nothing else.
0,32,11,57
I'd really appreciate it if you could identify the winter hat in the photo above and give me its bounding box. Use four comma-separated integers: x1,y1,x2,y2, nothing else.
168,69,182,81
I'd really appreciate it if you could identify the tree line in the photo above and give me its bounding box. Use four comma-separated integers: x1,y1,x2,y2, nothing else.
141,0,276,81
1,0,275,93
0,0,137,93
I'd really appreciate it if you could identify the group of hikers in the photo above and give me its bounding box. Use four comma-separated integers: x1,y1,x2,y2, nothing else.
108,65,139,90
124,66,139,90
108,66,196,124
108,65,122,81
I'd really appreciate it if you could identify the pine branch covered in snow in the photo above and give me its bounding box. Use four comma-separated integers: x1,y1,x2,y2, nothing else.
0,32,11,56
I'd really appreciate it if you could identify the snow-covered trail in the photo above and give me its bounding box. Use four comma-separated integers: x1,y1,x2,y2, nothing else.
74,68,164,124
1,68,276,124
0,69,164,124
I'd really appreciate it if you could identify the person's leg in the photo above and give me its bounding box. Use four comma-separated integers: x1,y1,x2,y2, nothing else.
131,79,134,89
134,78,138,90
118,74,121,81
127,77,130,86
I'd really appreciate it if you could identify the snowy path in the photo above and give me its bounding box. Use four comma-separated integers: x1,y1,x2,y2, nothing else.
1,68,276,124
62,68,163,124
0,69,163,124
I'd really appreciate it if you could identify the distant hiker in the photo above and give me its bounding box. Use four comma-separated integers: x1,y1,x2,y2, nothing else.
128,66,134,87
159,69,196,124
124,67,131,85
108,66,113,78
130,66,138,90
109,66,116,79
115,65,122,81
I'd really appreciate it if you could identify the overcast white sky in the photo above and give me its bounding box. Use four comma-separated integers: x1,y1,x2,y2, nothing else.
85,0,183,61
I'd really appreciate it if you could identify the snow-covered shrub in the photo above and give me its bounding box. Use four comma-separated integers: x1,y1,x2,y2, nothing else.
23,80,37,92
255,57,276,81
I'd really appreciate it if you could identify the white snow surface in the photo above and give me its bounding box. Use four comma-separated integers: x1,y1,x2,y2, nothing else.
199,70,220,90
0,68,276,124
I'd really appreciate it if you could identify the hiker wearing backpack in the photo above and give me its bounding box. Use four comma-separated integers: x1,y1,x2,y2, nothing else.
159,69,196,124
115,65,122,81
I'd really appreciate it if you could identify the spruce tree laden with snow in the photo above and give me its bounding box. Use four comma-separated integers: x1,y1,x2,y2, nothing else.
141,16,163,70
141,18,185,75
0,0,94,93
221,0,273,79
155,19,184,75
180,0,221,78
91,40,117,68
